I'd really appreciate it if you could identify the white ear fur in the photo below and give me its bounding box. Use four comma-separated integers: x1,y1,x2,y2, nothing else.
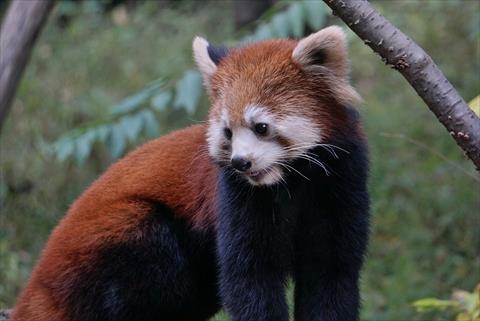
193,36,217,83
293,26,362,106
292,26,349,79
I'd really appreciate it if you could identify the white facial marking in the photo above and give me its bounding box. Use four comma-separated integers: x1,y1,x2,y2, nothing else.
244,105,274,125
207,109,230,159
206,119,223,159
221,109,229,127
231,128,286,186
276,115,321,144
277,115,321,156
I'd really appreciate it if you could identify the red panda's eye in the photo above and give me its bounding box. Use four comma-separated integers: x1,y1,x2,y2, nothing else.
224,128,232,140
254,123,268,136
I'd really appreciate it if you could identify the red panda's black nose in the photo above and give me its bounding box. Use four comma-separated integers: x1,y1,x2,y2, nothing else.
231,157,252,172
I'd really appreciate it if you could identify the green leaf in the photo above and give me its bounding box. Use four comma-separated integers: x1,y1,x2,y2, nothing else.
95,125,111,143
173,70,203,114
140,110,160,137
112,81,163,115
412,298,459,312
112,90,151,115
254,24,273,40
303,0,326,30
271,13,290,38
288,2,305,38
120,114,144,142
151,91,172,112
240,34,256,44
75,131,95,164
107,123,127,159
54,137,75,162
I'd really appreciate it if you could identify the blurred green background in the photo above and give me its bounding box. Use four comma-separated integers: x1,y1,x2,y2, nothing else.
0,0,479,320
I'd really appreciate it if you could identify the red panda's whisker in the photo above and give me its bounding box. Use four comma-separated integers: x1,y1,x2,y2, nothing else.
285,143,349,160
303,154,331,174
295,154,331,176
304,149,338,162
318,146,339,159
319,143,350,154
286,142,350,154
263,167,290,198
273,161,311,181
277,174,292,199
275,172,292,200
286,146,338,159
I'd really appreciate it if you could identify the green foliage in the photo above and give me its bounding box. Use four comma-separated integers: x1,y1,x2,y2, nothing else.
173,70,203,114
50,0,328,163
413,284,480,321
414,298,460,312
52,80,166,163
1,1,479,320
0,240,30,309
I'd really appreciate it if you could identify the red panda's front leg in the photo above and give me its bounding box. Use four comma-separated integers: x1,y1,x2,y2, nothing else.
216,170,292,321
293,141,370,321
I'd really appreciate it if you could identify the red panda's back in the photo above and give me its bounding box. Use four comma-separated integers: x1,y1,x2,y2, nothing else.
65,124,218,229
12,124,219,321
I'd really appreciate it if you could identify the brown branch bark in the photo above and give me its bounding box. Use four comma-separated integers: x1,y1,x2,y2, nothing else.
0,0,55,133
323,0,480,170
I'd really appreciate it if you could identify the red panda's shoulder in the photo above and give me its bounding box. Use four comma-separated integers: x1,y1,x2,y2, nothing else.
69,124,218,228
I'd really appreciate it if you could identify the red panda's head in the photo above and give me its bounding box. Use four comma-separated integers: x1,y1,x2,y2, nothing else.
193,26,361,186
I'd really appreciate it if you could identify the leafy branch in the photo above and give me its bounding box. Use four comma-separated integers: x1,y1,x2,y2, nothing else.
51,0,329,164
413,283,480,321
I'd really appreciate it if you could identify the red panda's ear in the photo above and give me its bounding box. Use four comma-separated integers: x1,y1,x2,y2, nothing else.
193,36,229,87
293,26,362,106
292,26,349,79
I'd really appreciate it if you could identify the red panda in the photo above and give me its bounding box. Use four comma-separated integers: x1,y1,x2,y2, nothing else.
12,26,369,321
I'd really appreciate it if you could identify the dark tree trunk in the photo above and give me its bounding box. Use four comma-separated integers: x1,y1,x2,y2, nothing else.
323,0,480,170
0,0,55,133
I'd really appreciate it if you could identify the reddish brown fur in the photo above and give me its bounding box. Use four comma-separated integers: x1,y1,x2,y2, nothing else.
209,39,354,140
12,125,217,321
13,37,362,321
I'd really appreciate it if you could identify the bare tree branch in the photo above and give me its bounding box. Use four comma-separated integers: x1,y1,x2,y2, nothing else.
0,0,55,133
323,0,480,170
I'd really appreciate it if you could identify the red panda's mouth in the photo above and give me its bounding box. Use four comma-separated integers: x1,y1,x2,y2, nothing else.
241,165,283,186
246,171,263,179
245,167,274,181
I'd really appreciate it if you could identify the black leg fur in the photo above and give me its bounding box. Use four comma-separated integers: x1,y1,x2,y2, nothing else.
293,135,369,321
216,174,295,321
217,109,369,321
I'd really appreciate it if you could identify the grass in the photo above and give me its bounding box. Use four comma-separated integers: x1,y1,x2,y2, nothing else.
0,1,478,320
